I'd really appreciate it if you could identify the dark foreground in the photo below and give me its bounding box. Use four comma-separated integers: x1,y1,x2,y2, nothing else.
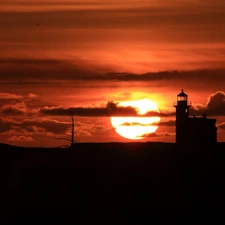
1,142,225,224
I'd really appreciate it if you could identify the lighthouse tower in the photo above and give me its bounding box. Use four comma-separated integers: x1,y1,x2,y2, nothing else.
173,89,191,144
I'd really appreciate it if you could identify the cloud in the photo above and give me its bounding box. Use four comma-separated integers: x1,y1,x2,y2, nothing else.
8,135,35,141
0,0,212,13
0,58,105,83
1,1,154,12
206,91,225,116
0,117,71,136
0,94,43,117
153,120,176,126
1,58,225,84
40,101,138,117
1,0,225,75
0,92,39,105
0,116,112,140
77,130,92,137
0,102,27,116
145,111,175,117
39,101,174,117
75,122,111,137
119,122,153,126
0,93,22,100
113,92,133,101
20,118,70,135
89,124,107,133
217,122,225,130
28,93,39,99
139,132,176,138
118,120,175,127
0,118,17,133
190,91,225,116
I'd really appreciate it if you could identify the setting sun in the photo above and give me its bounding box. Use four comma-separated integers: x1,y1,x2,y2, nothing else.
110,99,161,140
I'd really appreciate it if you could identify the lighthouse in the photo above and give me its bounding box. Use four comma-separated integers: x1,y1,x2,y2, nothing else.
173,90,217,145
173,89,191,145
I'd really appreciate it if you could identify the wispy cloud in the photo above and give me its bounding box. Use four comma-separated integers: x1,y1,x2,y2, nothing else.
1,59,225,84
0,93,22,100
8,135,35,141
118,120,175,127
138,132,176,138
1,0,225,74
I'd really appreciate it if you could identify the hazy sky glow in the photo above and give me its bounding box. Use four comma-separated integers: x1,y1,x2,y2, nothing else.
0,0,225,146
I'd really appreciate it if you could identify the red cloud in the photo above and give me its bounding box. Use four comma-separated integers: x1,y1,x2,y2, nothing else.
8,135,34,141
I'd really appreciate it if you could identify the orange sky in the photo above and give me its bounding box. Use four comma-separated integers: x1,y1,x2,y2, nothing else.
0,0,225,147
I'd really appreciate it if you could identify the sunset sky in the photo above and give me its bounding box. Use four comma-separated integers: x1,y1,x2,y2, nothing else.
1,0,225,147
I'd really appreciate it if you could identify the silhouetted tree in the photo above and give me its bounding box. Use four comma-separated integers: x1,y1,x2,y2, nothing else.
56,111,77,147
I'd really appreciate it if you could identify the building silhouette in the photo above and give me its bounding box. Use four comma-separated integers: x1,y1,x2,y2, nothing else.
173,90,217,145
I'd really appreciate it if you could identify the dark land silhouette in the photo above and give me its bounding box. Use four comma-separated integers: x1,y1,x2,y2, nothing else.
1,142,225,224
0,90,223,224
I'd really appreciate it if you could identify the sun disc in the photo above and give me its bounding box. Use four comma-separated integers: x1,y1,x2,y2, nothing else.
110,98,160,140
